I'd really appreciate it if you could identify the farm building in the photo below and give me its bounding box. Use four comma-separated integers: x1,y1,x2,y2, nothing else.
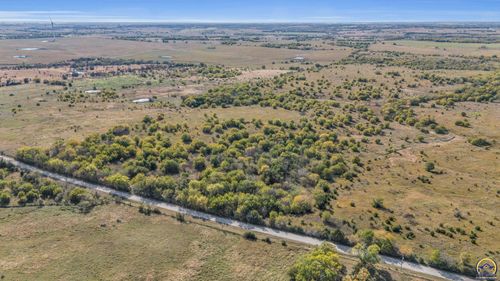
132,98,153,103
85,90,101,94
292,56,305,62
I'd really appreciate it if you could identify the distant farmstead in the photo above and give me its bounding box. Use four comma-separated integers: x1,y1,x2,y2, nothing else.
132,98,153,103
292,56,305,62
85,90,101,94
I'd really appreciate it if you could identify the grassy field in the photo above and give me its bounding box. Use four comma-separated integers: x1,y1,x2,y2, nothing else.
0,80,301,153
335,102,499,264
0,204,305,281
0,37,351,67
370,40,500,57
0,203,437,281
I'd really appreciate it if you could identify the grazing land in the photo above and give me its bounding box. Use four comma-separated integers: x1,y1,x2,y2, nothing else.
1,22,499,280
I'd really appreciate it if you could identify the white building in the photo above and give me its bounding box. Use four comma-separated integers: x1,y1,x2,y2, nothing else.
85,90,101,94
132,98,152,103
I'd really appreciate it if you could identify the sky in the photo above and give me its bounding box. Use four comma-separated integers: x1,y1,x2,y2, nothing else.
0,0,499,23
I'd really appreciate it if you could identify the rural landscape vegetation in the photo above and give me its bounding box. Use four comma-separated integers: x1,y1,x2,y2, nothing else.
0,3,499,281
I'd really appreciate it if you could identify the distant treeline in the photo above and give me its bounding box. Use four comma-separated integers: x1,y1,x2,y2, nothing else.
0,57,198,71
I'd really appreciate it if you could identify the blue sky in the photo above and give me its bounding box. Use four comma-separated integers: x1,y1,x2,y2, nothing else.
1,0,499,23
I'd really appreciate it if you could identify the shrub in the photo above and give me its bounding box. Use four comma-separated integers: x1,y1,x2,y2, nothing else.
425,162,435,172
468,137,491,147
181,133,192,144
434,126,448,134
243,231,257,241
371,198,384,209
175,212,185,222
68,187,89,204
455,120,470,127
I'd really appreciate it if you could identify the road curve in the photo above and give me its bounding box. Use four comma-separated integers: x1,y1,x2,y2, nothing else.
0,155,476,281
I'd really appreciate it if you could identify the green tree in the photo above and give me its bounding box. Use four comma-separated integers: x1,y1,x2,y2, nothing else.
429,249,445,268
161,159,180,175
181,133,192,144
0,191,10,206
40,184,63,199
354,243,380,266
105,173,130,191
289,243,346,281
68,188,89,204
193,157,206,171
313,189,330,210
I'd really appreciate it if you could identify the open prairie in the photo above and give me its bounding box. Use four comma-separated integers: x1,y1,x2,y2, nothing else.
0,202,439,281
1,22,499,280
0,37,350,67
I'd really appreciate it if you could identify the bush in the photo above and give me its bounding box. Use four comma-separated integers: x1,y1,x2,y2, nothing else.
175,212,185,222
371,198,384,209
468,137,491,147
455,120,470,127
291,195,313,215
139,205,152,215
68,187,89,204
425,162,435,172
181,133,192,144
243,231,257,241
434,126,449,134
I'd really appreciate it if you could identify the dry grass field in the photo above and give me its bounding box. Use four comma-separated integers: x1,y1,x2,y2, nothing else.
0,81,302,153
335,102,499,264
370,40,500,57
0,37,350,67
0,204,307,281
0,203,440,281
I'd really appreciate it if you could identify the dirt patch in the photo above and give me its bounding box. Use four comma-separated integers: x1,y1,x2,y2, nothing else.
389,134,465,165
236,69,290,81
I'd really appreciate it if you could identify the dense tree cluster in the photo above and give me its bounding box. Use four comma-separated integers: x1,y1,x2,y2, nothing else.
342,51,500,71
261,42,314,50
196,64,242,79
435,72,498,106
0,160,94,209
16,114,370,241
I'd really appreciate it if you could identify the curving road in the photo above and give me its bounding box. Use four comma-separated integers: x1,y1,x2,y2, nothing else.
0,155,476,281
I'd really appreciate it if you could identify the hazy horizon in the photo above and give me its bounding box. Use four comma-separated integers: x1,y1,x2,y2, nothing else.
1,0,499,23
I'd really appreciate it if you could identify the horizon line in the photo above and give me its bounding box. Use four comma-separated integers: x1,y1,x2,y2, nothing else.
1,20,500,24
